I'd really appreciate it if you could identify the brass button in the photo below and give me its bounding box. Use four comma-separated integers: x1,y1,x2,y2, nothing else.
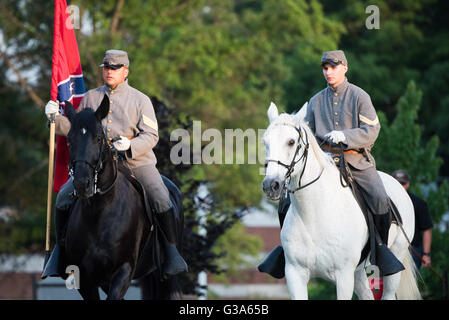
108,119,112,124
109,110,112,114
110,100,113,104
107,128,111,132
334,112,338,116
335,121,339,126
333,102,338,106
110,91,115,95
334,93,338,97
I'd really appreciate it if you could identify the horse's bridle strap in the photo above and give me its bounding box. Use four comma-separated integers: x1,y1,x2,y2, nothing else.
265,124,323,193
69,133,118,196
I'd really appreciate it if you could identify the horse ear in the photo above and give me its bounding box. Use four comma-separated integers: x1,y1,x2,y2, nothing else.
267,102,279,123
95,94,110,121
64,100,76,122
293,101,308,124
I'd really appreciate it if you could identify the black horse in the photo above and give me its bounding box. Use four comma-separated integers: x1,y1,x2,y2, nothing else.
62,95,183,299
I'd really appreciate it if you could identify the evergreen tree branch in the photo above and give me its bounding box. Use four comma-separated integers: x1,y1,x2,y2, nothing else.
0,50,45,108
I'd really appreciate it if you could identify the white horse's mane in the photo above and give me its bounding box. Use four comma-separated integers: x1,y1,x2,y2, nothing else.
299,122,335,168
267,112,335,169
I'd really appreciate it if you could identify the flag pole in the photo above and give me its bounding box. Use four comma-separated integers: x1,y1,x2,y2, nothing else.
44,114,56,267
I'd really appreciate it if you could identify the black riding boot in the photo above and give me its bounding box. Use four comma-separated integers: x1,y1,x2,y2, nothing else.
158,207,188,276
42,207,69,279
373,213,405,277
257,194,290,279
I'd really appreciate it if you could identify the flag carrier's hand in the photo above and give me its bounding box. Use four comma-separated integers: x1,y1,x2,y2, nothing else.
45,100,59,121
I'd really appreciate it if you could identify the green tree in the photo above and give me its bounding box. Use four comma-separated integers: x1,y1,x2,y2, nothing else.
372,81,449,299
0,0,54,254
321,0,449,176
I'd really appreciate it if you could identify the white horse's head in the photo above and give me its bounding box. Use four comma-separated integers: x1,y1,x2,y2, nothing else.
262,101,308,200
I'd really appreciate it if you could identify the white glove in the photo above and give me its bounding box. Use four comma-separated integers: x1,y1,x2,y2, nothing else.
113,136,131,151
324,130,346,144
45,100,59,119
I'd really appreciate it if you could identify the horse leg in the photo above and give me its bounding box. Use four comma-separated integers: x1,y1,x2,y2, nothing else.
100,284,110,297
380,273,401,300
78,284,100,300
285,263,309,300
107,263,133,300
381,227,408,300
335,269,356,300
353,266,374,300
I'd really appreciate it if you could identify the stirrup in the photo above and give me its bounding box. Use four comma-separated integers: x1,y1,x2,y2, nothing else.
257,246,285,279
375,244,405,277
162,243,188,276
41,244,67,279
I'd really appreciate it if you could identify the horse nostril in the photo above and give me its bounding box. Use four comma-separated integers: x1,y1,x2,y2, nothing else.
271,180,280,192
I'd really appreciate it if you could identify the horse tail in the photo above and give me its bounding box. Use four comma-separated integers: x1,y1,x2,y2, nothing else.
140,272,182,300
396,251,422,300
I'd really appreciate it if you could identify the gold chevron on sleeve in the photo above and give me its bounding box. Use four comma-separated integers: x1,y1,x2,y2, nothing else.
359,114,379,126
142,114,158,131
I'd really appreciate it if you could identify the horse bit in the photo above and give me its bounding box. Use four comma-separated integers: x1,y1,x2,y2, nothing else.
265,123,324,195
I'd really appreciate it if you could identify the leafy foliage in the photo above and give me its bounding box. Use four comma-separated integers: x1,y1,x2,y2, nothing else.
373,81,449,300
1,0,448,298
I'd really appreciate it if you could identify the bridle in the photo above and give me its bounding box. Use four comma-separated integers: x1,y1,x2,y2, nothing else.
69,129,118,197
265,123,324,194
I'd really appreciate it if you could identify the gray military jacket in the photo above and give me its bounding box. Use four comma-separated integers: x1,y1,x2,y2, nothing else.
305,78,380,170
54,80,159,168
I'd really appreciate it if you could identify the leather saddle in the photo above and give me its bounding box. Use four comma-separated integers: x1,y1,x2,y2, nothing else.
332,153,402,266
116,162,183,280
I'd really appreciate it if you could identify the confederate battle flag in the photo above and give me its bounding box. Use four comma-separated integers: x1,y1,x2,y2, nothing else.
51,0,86,192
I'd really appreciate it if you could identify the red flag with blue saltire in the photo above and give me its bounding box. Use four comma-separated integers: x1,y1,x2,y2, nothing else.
51,0,86,192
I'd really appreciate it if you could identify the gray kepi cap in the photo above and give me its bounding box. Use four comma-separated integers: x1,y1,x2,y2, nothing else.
321,50,347,67
100,49,129,69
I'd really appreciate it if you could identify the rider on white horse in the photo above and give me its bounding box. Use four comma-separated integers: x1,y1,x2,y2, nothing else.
259,50,404,279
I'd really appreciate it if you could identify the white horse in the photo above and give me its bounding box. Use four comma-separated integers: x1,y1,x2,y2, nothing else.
262,102,421,300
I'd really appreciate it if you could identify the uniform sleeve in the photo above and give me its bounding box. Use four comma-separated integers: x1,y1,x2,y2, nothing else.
128,95,159,159
53,93,90,136
342,90,380,149
54,113,71,136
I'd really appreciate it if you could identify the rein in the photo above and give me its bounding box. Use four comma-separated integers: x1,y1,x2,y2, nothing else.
265,123,324,194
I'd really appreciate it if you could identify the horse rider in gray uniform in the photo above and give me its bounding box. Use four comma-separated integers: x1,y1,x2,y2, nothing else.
259,50,404,278
44,49,187,277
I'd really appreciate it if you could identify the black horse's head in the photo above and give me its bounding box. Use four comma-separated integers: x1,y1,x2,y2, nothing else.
65,94,110,199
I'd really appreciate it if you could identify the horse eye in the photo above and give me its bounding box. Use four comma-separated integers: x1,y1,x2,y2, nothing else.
288,139,295,146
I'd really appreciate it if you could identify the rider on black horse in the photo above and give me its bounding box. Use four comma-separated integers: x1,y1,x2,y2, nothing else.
43,49,187,278
259,50,404,279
